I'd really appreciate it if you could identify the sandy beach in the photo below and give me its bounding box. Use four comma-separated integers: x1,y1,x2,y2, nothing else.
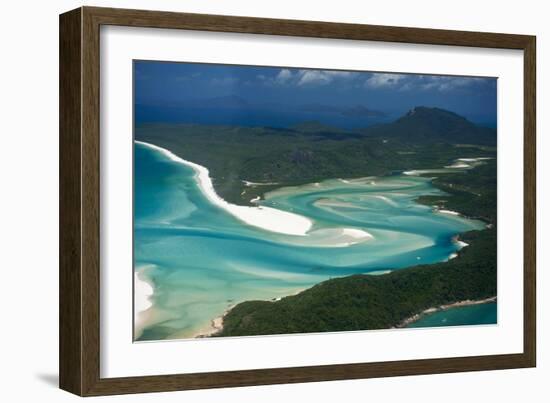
136,141,312,236
194,307,233,338
437,209,461,216
243,180,279,186
195,287,309,338
452,235,469,249
405,156,494,176
134,267,155,339
136,141,376,246
447,252,458,260
198,291,497,337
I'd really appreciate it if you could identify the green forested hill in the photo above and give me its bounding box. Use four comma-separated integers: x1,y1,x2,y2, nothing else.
360,106,496,146
135,107,496,204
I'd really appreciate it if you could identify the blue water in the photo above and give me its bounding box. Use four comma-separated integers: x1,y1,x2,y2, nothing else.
134,142,486,340
407,302,497,328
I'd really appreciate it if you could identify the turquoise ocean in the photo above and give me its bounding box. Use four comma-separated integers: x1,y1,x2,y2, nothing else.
134,141,491,340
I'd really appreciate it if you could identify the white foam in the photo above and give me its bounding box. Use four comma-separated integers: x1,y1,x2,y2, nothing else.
137,141,312,236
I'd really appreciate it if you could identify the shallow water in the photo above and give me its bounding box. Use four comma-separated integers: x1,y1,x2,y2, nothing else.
134,142,486,340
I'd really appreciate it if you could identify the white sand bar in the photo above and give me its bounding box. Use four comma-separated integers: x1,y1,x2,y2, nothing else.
438,209,460,216
134,271,153,314
311,228,373,247
134,267,154,338
137,141,313,236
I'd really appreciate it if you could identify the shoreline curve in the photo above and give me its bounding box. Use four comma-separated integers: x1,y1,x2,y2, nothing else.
136,141,313,236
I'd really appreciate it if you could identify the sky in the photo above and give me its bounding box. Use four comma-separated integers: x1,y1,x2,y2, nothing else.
134,60,497,126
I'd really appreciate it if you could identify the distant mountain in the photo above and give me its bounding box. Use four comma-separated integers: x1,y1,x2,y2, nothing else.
361,107,496,145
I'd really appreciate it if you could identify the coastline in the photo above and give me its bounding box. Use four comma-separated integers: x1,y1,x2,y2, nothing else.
136,141,376,247
395,296,497,328
405,156,494,176
133,141,494,339
194,306,234,338
134,266,155,339
196,288,307,338
136,141,313,236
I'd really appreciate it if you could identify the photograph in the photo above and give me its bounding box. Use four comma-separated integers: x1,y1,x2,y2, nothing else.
133,61,498,341
52,2,539,398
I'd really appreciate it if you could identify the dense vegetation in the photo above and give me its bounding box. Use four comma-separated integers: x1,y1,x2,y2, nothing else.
218,228,496,336
135,107,496,204
416,159,497,223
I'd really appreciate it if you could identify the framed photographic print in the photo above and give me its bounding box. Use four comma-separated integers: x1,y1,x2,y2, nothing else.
59,6,536,396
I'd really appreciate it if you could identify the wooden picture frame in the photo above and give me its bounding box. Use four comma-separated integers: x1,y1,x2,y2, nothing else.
59,6,536,396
